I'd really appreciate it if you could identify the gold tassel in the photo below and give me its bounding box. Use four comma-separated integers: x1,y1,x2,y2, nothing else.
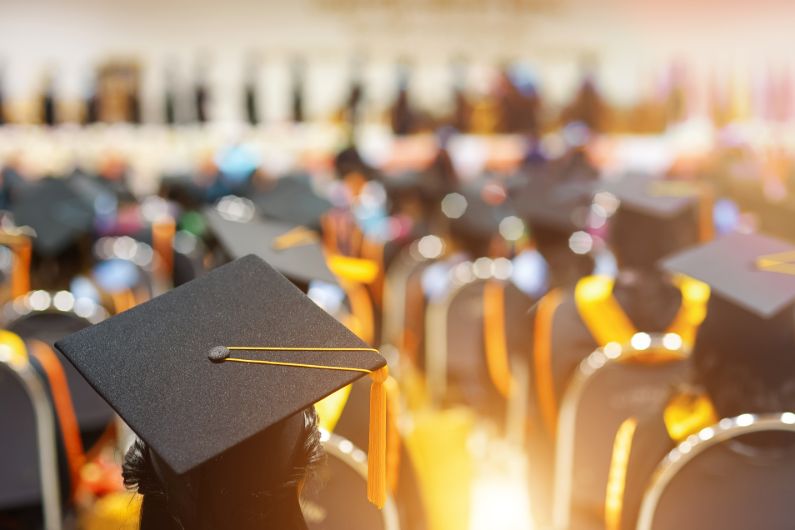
12,237,31,298
385,376,401,495
152,218,176,281
698,185,715,242
368,366,389,509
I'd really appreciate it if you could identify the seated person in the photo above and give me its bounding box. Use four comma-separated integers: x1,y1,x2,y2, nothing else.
55,256,389,530
523,176,711,525
605,232,795,530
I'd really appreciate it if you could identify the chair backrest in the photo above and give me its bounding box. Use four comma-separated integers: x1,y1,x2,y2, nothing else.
3,293,113,442
0,338,63,530
381,244,434,351
554,334,689,529
424,267,470,406
302,431,400,530
637,413,795,530
443,279,491,408
424,262,533,412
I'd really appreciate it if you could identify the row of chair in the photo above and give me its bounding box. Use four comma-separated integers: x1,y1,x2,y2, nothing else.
379,237,795,530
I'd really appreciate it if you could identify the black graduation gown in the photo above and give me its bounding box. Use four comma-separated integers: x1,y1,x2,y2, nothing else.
523,276,682,525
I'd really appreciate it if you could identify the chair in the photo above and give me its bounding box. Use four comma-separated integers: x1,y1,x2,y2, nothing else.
381,242,436,353
637,413,795,530
424,262,534,421
553,334,689,530
2,291,113,447
302,430,400,530
0,332,63,530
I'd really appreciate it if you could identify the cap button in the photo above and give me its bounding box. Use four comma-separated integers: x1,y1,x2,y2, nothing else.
208,346,230,363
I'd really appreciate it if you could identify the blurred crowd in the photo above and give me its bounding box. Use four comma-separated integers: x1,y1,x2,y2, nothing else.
2,56,795,530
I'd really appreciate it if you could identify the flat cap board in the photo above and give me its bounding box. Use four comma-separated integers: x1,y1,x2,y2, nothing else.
203,207,338,285
661,232,795,317
55,255,384,474
600,175,697,218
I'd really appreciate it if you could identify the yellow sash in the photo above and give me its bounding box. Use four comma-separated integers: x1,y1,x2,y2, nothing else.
0,329,28,369
605,417,639,530
533,289,564,435
482,280,514,399
574,274,710,350
663,391,718,444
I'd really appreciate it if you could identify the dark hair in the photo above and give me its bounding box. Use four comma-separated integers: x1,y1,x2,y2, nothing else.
610,206,699,270
123,407,323,530
692,297,795,419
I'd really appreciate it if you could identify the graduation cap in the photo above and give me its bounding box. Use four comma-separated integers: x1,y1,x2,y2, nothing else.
510,176,594,233
661,232,795,318
54,255,388,510
602,176,696,218
11,177,96,257
446,188,507,241
203,205,338,285
600,175,714,241
250,175,333,230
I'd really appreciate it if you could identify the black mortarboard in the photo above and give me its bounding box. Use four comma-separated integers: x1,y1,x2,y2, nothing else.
661,232,795,318
447,188,507,241
510,176,594,232
600,175,699,219
250,175,333,230
203,206,338,285
54,255,388,505
11,177,95,257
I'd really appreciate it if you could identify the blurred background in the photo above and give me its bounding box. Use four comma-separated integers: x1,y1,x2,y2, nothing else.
3,1,795,530
4,0,795,125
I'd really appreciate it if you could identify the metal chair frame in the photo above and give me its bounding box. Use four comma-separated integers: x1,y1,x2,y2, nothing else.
636,413,795,530
423,265,529,433
0,290,108,328
552,334,688,530
380,244,433,351
423,265,481,407
317,430,401,530
1,349,63,530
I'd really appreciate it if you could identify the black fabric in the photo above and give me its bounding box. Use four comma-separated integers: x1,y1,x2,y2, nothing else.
521,277,683,524
445,281,503,415
55,255,385,474
249,176,332,231
0,360,42,509
650,430,795,530
610,206,699,270
204,207,338,285
8,312,115,443
0,349,70,514
661,232,795,318
447,188,508,256
613,412,673,530
569,358,689,526
11,177,95,257
301,446,384,530
330,380,428,530
510,175,593,233
691,295,795,419
601,174,698,218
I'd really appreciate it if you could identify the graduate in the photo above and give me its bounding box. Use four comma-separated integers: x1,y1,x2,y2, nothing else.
605,232,795,530
522,176,712,526
55,255,389,529
11,177,97,291
204,204,428,529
